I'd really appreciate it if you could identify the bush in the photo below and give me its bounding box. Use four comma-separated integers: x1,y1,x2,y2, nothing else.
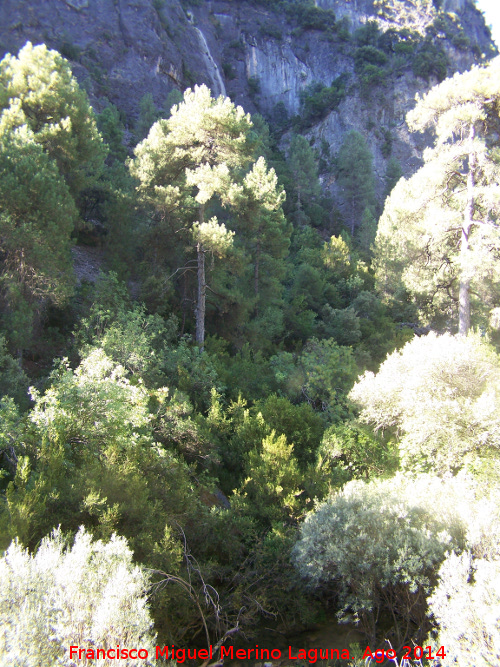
234,430,302,525
0,527,156,665
59,40,81,62
298,75,348,127
354,45,389,94
413,40,448,81
293,473,474,644
318,421,398,483
0,334,28,406
354,20,380,46
428,552,500,666
222,61,236,80
350,332,500,473
299,337,358,415
283,2,337,31
248,76,261,96
256,394,325,468
354,45,388,68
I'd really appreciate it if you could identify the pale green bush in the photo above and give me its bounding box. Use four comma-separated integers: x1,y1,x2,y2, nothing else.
350,332,500,473
0,527,156,666
428,553,500,666
427,488,500,665
292,473,475,644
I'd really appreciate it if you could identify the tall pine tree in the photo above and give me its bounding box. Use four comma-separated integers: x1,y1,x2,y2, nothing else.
375,57,500,334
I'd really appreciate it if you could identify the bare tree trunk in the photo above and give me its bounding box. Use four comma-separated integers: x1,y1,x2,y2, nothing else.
195,205,206,349
254,239,260,315
459,125,475,336
196,244,206,349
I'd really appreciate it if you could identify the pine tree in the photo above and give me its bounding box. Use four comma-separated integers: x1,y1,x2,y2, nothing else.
0,129,78,349
131,85,266,349
135,92,160,141
0,42,105,199
230,157,290,346
288,134,320,217
374,57,500,333
0,43,105,348
337,131,376,235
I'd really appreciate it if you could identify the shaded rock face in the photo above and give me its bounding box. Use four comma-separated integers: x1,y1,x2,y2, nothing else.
0,0,495,206
0,0,215,118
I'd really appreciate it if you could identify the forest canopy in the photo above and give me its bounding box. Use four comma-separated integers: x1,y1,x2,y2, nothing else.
1,37,500,667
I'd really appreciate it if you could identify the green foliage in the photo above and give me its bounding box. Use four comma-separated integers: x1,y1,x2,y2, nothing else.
355,206,378,257
256,394,324,468
248,76,261,96
97,102,127,163
0,346,201,581
0,128,77,349
293,473,474,644
130,85,257,347
0,42,106,199
259,23,283,41
288,134,320,213
336,131,376,235
0,42,106,349
384,156,402,197
1,9,495,653
412,38,448,81
222,61,236,79
375,58,500,332
231,525,322,630
426,13,470,50
298,76,348,127
354,45,388,93
351,332,500,474
224,158,289,350
59,39,81,62
0,336,28,407
162,338,222,411
354,44,388,68
286,3,337,31
211,342,276,402
317,305,361,346
318,421,399,484
165,88,184,117
0,527,156,665
234,430,302,525
354,20,380,46
135,92,160,140
300,337,358,415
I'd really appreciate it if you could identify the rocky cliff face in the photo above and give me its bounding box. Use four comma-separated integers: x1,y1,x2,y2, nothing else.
0,0,496,209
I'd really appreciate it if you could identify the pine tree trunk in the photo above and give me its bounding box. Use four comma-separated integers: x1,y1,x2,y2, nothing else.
196,242,206,349
195,204,206,349
459,126,475,336
254,239,260,315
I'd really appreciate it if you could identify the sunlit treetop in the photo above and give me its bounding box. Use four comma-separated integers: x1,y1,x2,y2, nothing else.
0,41,106,197
375,56,500,332
407,55,500,142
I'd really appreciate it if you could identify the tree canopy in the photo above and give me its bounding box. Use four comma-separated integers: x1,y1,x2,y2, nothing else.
130,85,287,348
0,42,105,348
374,56,500,333
0,42,105,198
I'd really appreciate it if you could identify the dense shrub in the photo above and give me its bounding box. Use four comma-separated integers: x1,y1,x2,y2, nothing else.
412,39,448,81
293,473,474,644
427,490,500,665
350,333,500,473
428,553,500,666
298,75,348,127
0,527,156,666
